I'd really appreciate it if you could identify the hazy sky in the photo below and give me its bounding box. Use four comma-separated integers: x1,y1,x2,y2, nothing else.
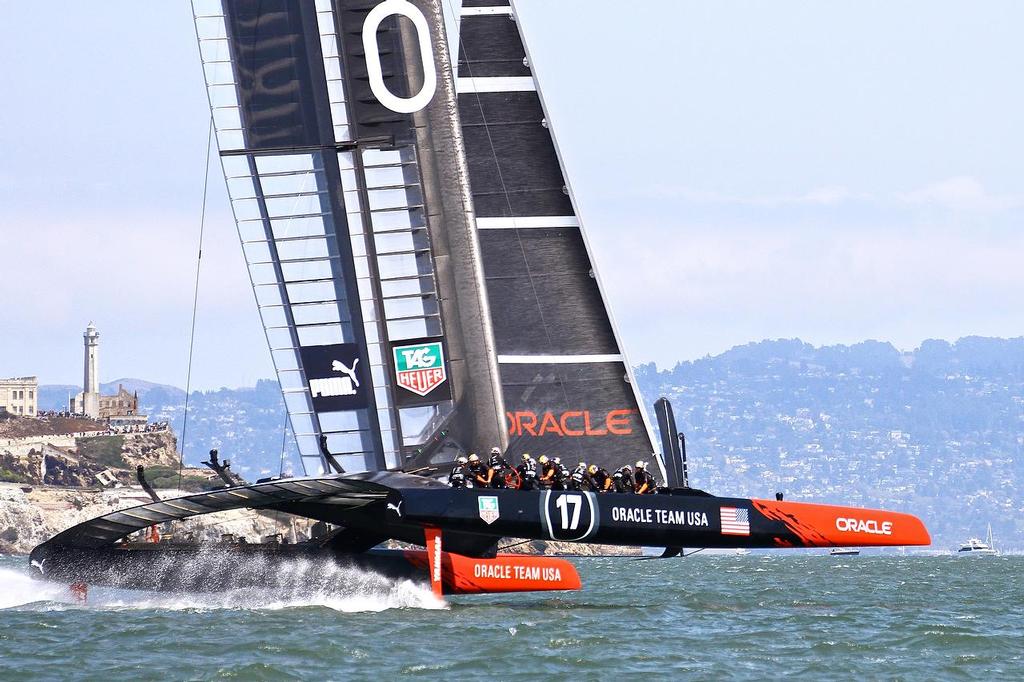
1,1,1021,390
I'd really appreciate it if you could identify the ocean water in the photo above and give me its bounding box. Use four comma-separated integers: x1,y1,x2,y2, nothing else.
0,553,1021,680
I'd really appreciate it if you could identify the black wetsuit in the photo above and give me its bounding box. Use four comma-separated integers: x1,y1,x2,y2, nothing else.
449,463,469,488
553,463,570,490
591,467,612,492
517,459,539,490
612,467,634,493
540,462,558,489
467,461,489,488
488,454,511,488
635,468,658,494
568,465,596,491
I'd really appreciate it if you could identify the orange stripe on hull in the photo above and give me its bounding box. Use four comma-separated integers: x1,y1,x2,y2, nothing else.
752,499,930,547
404,551,581,594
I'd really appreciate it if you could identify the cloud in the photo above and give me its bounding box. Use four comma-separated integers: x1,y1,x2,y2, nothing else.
899,176,1021,212
586,219,1024,369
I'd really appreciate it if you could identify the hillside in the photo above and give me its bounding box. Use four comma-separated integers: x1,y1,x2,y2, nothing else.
635,337,1024,549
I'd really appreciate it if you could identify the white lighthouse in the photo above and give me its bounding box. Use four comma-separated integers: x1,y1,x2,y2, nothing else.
82,322,100,418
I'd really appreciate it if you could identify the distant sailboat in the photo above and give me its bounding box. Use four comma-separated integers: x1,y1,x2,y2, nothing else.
956,524,997,556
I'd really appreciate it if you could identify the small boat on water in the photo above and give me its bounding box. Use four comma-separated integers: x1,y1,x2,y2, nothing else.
957,525,998,556
829,547,860,556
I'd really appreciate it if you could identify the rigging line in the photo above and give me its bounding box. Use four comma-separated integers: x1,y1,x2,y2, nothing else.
178,115,215,491
278,410,290,478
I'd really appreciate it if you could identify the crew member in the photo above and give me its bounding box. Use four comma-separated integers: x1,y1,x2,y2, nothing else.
589,464,613,492
612,464,634,493
517,453,538,490
634,460,657,494
467,453,489,487
487,447,511,488
553,457,571,490
538,455,556,489
568,461,596,491
448,456,469,488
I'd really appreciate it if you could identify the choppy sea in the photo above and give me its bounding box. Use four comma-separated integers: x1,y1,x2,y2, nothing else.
1,553,1021,680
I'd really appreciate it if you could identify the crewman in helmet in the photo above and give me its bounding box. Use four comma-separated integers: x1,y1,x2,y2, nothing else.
588,464,613,492
634,460,658,494
467,453,489,488
612,464,634,493
553,457,571,490
448,456,470,488
486,447,511,488
517,453,539,490
538,455,557,489
568,461,597,491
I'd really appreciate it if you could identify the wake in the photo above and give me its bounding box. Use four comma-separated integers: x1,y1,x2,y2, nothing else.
0,559,445,613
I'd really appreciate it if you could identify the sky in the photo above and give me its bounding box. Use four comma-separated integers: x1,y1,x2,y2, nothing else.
0,1,1021,390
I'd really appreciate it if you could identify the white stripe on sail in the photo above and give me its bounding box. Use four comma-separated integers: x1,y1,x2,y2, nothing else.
497,354,623,364
476,216,579,230
461,7,513,16
457,76,536,93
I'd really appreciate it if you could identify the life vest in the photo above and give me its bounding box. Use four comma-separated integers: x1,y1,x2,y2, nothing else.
468,462,489,484
635,469,657,493
613,467,634,493
449,464,468,488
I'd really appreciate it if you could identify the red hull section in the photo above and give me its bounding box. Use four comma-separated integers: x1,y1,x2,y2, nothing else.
404,549,581,594
752,499,930,547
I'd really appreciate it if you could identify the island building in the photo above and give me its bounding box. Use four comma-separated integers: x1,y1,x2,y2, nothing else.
0,377,38,416
69,323,145,425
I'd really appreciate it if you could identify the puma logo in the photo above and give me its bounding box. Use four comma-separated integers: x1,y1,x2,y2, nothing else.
387,501,403,517
30,558,47,575
310,357,361,398
332,358,360,387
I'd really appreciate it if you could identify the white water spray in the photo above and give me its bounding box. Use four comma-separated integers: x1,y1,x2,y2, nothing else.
0,556,445,613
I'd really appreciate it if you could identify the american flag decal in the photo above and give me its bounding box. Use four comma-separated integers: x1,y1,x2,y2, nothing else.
720,507,750,536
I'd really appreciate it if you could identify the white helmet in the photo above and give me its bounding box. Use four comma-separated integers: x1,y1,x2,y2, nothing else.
636,460,646,469
468,453,480,462
490,446,501,455
522,453,532,461
553,457,561,464
456,456,467,464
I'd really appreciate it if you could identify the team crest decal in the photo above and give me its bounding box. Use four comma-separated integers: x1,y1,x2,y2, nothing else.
393,341,446,396
478,496,500,525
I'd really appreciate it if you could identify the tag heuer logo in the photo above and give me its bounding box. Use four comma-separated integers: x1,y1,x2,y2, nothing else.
478,495,500,525
393,342,447,396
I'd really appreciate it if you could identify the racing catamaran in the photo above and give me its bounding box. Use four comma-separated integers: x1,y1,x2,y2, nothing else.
30,0,929,596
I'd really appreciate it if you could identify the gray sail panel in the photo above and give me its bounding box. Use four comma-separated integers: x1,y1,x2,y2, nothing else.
455,1,661,474
477,227,618,355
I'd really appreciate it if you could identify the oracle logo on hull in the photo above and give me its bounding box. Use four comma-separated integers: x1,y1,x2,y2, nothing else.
835,517,893,535
506,409,637,438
